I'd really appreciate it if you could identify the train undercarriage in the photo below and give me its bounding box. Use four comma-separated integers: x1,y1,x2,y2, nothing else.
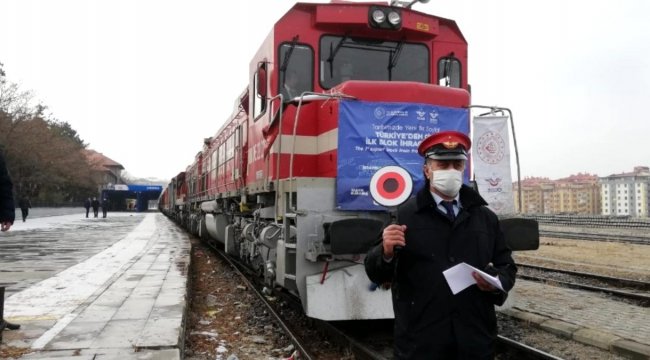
165,178,395,321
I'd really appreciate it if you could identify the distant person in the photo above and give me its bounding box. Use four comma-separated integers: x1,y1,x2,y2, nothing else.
18,196,31,222
0,150,20,335
83,197,91,218
91,197,100,218
101,198,109,218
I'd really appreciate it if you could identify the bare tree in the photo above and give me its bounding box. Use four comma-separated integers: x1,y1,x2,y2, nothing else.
0,63,99,202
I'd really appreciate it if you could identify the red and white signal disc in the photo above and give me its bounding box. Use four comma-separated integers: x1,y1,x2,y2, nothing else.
369,166,413,207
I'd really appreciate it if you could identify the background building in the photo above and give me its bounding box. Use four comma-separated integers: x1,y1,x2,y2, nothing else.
513,177,554,214
514,173,600,215
553,173,601,214
600,166,650,217
83,149,125,193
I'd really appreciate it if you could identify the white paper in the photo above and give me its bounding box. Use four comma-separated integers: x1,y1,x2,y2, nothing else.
442,262,504,295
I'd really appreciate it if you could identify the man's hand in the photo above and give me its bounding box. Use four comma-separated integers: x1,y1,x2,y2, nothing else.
1,221,12,232
472,272,497,292
382,224,407,259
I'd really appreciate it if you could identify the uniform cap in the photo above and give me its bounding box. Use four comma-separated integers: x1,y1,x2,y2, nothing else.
417,130,471,160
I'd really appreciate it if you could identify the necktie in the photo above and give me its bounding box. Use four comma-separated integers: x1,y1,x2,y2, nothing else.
441,200,456,222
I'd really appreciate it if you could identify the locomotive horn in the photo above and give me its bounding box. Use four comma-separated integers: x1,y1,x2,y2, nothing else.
401,0,430,8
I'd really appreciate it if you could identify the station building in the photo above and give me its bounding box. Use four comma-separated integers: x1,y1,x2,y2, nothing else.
84,149,163,211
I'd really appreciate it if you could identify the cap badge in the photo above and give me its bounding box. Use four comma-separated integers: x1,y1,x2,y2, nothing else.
442,141,459,149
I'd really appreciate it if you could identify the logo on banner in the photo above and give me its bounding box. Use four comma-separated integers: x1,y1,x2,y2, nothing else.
486,176,502,187
416,108,426,120
429,110,439,124
485,175,503,193
374,107,386,120
369,166,413,207
477,131,506,164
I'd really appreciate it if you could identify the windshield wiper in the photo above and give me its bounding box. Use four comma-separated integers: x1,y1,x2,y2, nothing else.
387,38,405,81
326,34,349,78
280,35,299,73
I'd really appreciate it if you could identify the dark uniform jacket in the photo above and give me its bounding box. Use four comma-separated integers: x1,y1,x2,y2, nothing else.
91,199,100,211
0,152,15,224
365,185,516,359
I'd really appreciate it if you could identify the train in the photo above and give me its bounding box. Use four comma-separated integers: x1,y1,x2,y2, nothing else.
159,0,511,321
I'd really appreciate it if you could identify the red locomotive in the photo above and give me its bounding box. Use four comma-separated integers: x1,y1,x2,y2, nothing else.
161,0,481,320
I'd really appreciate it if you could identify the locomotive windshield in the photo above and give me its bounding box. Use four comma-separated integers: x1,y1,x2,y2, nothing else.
279,43,314,101
319,35,429,89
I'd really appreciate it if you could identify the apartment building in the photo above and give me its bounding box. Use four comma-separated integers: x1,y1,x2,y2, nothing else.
514,173,600,215
600,166,650,217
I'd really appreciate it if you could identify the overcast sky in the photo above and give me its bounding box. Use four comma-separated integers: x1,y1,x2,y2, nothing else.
1,0,649,181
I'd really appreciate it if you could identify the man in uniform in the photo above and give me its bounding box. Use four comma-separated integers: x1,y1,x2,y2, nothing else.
365,130,516,359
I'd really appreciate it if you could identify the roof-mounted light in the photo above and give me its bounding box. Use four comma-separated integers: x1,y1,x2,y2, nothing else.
372,9,386,24
369,6,402,30
387,11,401,26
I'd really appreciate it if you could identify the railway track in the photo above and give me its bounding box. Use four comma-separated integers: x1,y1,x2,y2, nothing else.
524,214,650,229
207,244,317,359
523,214,650,244
517,263,650,307
496,335,565,360
539,229,650,245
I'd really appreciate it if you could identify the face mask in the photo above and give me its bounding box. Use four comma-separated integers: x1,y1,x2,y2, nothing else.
430,169,463,197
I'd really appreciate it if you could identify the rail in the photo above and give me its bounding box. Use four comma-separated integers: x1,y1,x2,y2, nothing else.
517,263,650,307
497,335,566,360
522,214,650,229
205,242,315,360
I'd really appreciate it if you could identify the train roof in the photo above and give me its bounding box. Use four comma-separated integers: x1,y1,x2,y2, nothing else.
283,1,467,43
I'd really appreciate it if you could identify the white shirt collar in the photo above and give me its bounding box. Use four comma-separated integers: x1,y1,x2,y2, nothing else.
430,191,461,207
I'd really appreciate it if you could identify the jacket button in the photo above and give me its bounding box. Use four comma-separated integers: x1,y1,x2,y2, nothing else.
449,256,456,262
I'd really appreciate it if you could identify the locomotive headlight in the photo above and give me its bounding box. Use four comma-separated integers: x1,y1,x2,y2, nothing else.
372,9,386,24
387,11,401,26
369,6,401,30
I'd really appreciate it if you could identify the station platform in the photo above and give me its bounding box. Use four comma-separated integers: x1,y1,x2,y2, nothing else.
1,213,191,360
503,279,650,359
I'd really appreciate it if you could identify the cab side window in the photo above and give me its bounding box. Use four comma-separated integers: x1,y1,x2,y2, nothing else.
253,62,267,119
438,56,461,88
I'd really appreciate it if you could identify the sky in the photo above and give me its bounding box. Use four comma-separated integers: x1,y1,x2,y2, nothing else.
1,0,649,181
